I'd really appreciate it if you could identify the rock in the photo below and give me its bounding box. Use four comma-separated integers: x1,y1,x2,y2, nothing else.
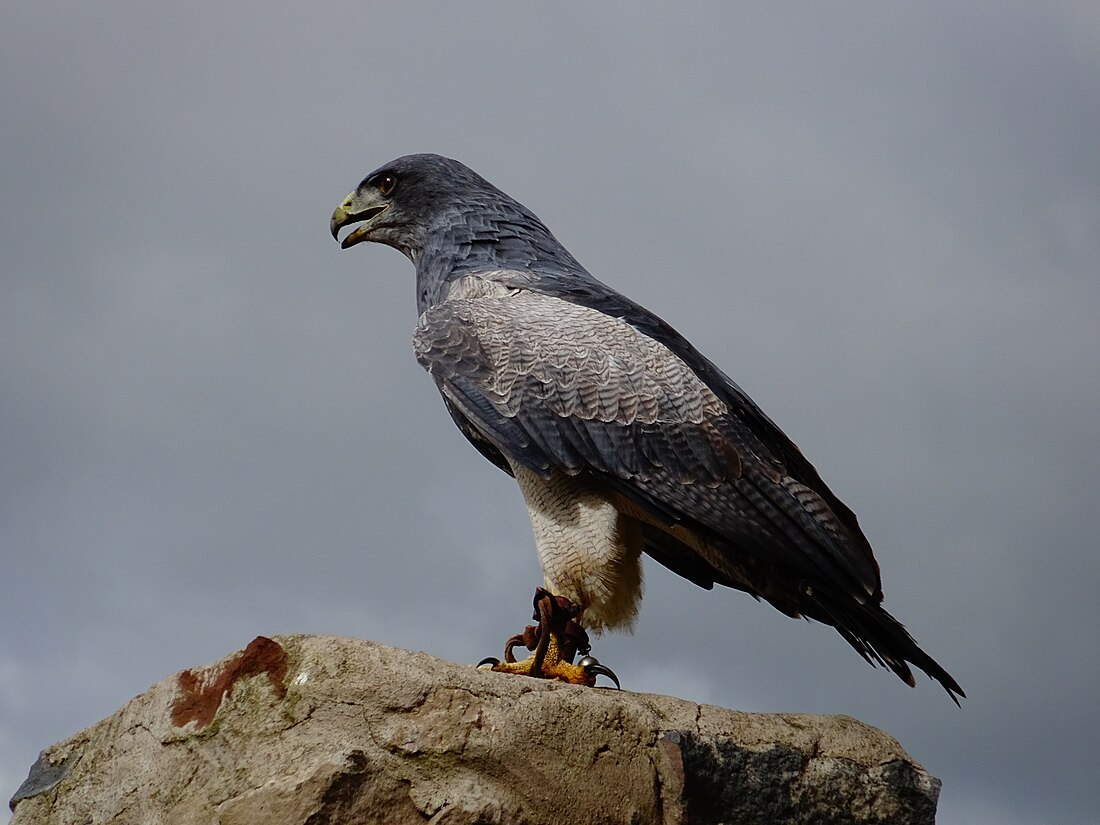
9,635,940,824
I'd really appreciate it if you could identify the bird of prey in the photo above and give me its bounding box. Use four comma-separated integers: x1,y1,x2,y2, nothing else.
330,153,963,703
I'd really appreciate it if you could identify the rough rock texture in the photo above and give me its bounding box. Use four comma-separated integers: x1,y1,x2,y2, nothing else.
9,635,940,824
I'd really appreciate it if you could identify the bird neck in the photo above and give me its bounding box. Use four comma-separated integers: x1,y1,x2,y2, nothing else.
413,211,587,313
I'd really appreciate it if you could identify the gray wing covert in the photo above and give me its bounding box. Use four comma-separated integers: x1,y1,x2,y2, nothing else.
413,282,880,600
413,287,739,484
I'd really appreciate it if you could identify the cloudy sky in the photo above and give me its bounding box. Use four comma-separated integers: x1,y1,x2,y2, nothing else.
2,3,1097,822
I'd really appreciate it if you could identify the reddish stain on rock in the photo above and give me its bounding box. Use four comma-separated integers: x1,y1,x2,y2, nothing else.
171,636,289,729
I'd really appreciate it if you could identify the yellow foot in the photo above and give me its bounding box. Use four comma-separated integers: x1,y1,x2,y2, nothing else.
477,588,620,688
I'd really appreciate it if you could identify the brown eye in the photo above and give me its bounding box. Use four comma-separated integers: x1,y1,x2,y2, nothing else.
377,174,397,196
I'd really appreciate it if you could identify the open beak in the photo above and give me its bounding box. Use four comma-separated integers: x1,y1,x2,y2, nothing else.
330,192,389,249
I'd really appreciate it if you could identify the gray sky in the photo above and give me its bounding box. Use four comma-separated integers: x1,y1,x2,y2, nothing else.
2,3,1097,822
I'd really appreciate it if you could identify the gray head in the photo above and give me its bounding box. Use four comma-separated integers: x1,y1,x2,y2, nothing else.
330,150,598,312
330,154,534,259
331,154,592,310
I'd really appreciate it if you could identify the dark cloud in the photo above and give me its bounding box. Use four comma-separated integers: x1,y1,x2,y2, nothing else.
3,4,1097,823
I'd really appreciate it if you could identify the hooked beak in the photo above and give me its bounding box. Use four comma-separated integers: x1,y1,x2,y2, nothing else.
330,191,389,249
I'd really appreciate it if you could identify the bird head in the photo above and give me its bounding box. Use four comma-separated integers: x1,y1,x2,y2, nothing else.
330,153,504,258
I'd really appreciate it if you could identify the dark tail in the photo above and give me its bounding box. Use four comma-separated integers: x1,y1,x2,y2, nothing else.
812,591,965,705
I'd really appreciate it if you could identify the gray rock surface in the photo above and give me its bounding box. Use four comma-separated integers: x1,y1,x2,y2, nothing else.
8,635,941,824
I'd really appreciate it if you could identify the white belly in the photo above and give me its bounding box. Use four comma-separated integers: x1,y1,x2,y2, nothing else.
511,464,643,633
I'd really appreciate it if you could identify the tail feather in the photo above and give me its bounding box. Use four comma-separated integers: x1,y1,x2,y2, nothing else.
810,591,965,705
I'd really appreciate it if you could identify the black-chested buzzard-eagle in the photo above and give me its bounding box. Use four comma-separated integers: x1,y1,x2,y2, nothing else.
330,153,963,703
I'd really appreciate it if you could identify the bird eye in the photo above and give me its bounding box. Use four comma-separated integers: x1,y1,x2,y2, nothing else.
377,174,397,196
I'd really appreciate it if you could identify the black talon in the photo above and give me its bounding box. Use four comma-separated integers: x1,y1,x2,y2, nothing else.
477,657,500,668
578,655,621,690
